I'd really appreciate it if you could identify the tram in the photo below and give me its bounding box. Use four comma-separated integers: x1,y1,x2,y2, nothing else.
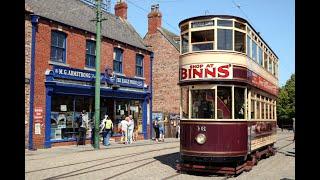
176,15,279,175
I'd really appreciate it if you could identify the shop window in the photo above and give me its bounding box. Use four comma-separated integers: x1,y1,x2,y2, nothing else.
258,47,263,66
217,86,232,119
234,87,245,119
218,29,233,50
235,21,246,30
252,41,257,61
136,54,143,77
191,89,215,119
181,33,189,53
217,20,233,27
191,30,214,51
235,31,245,53
181,86,189,119
247,35,251,57
85,40,96,68
113,48,123,73
50,31,66,63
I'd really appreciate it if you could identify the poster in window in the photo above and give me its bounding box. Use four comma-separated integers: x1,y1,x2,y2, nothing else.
120,110,124,115
35,123,41,135
60,105,67,112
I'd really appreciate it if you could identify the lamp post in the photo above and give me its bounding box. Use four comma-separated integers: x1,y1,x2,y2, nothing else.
94,0,102,149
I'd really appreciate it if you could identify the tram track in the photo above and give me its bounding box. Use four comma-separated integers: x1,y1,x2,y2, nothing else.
26,145,179,173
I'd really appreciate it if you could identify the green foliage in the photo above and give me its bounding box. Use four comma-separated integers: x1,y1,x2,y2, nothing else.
277,74,295,126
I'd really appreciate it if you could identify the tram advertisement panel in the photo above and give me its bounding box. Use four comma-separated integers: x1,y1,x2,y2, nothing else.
180,63,233,81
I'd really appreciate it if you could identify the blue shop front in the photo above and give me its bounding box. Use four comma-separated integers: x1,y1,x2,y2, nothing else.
44,66,151,148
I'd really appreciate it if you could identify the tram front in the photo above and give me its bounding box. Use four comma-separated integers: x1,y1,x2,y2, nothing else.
178,15,250,166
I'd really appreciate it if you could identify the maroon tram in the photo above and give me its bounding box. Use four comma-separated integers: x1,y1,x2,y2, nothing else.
176,15,279,175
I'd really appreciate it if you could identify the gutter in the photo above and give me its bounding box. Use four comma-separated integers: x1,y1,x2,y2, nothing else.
149,52,154,139
28,15,39,150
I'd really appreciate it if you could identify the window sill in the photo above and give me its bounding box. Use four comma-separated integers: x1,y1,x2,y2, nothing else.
84,67,96,71
134,76,145,80
49,61,70,67
113,72,126,77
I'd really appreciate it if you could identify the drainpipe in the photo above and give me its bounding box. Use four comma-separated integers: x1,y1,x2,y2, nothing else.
149,52,154,139
28,14,39,150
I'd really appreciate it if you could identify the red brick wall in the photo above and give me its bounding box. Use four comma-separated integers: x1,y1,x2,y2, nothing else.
114,2,128,20
32,19,151,149
144,32,180,114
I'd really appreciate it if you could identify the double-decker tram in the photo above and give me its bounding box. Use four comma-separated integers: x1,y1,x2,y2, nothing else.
176,15,279,175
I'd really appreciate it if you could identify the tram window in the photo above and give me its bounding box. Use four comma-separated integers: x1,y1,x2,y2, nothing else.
218,29,233,50
252,41,257,61
235,22,246,30
181,24,188,32
217,86,232,119
217,20,233,27
256,100,261,119
234,87,245,119
261,101,265,119
191,20,214,28
247,35,251,57
272,61,276,75
181,33,189,53
235,31,245,53
258,47,263,66
264,52,268,69
251,99,255,119
191,89,215,119
268,58,273,72
191,30,214,51
181,86,189,119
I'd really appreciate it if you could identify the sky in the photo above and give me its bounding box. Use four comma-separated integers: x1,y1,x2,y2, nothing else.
108,0,295,86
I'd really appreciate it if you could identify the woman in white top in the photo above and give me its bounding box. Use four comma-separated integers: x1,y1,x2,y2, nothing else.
120,117,129,144
127,115,134,144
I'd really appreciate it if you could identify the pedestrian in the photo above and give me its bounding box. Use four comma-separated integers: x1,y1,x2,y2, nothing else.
100,114,113,146
176,122,180,138
153,117,160,142
158,119,165,142
78,110,89,145
292,118,295,141
127,115,134,144
120,116,129,144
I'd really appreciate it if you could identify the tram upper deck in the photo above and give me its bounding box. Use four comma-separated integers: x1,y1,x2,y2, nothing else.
178,15,279,91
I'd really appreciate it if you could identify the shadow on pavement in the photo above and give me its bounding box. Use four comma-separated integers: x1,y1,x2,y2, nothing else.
153,152,179,169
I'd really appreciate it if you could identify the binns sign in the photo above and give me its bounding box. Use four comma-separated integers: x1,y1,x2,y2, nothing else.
180,63,233,81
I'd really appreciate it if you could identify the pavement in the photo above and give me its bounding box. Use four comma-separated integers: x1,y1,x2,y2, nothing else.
25,132,294,180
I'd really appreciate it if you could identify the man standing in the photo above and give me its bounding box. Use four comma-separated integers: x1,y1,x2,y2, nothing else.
100,115,113,146
78,110,88,145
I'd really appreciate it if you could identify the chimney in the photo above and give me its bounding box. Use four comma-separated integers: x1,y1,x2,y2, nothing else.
148,4,162,34
114,0,128,20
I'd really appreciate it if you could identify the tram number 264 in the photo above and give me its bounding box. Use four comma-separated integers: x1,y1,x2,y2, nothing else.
197,125,206,132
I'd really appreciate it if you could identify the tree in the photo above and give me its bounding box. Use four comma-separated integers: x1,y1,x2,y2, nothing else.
277,73,295,128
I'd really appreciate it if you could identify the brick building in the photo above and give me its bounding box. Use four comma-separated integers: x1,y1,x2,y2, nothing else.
25,0,153,149
143,5,180,117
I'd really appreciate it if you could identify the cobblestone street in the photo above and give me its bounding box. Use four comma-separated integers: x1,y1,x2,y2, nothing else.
25,130,294,180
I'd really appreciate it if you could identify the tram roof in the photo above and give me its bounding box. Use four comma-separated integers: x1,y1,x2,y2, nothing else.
179,15,279,60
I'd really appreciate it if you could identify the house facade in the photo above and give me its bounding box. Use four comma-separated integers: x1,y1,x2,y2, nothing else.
25,0,153,149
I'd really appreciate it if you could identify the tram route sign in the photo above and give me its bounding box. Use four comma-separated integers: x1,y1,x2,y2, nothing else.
180,63,233,81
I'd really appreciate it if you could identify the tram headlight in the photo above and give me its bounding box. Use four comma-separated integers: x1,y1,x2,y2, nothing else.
195,133,206,144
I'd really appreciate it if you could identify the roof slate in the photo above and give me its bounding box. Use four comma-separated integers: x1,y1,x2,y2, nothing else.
158,27,180,51
25,0,148,51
